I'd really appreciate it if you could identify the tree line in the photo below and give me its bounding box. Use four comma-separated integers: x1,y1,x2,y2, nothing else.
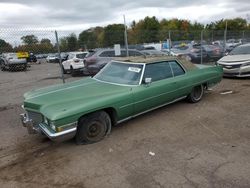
1,17,250,54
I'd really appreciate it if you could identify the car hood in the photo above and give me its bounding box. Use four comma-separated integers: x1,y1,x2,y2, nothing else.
24,78,131,120
218,54,250,63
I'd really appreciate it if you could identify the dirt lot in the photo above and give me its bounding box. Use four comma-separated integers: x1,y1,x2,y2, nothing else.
0,62,250,188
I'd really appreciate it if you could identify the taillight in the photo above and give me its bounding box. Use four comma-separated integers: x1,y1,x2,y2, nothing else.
191,49,199,53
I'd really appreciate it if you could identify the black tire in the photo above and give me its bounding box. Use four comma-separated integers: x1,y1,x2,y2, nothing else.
22,64,27,71
62,66,67,74
70,66,77,77
75,111,111,144
0,62,5,71
187,85,204,103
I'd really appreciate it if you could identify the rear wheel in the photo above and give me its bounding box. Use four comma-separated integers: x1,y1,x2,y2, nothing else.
75,111,111,145
70,66,77,77
62,66,67,74
187,85,204,103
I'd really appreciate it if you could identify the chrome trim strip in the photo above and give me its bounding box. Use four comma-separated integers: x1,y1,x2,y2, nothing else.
93,78,139,87
117,96,187,124
119,75,219,110
139,63,146,85
39,123,77,138
59,121,78,128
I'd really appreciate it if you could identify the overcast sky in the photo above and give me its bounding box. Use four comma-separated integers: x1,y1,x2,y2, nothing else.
0,0,249,45
0,0,250,30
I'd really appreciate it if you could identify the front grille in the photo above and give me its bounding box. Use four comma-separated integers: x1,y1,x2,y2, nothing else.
221,64,241,69
26,110,43,126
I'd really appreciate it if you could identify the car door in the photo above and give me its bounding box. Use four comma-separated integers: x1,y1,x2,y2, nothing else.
168,60,190,98
63,54,73,70
132,61,179,115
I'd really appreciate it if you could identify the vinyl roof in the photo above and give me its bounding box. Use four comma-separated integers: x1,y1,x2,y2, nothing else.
113,56,198,71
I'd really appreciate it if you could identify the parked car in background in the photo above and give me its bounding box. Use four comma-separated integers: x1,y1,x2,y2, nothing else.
20,56,223,144
84,49,145,75
46,53,68,63
217,43,250,77
0,53,27,71
170,43,223,63
188,44,223,63
140,49,169,56
169,43,193,56
46,54,60,63
62,51,89,76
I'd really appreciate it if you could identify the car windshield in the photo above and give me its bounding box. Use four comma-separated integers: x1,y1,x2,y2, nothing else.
76,53,87,59
94,61,144,86
7,53,18,59
229,45,250,55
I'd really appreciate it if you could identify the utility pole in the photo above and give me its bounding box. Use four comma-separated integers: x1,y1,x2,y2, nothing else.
200,30,203,64
123,15,129,57
168,30,171,55
223,21,228,53
55,30,65,83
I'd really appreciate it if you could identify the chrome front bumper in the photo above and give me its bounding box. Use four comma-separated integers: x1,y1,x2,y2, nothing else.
39,123,77,142
20,113,77,142
20,113,39,134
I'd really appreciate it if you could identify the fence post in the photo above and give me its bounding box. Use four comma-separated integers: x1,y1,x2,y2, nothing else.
200,30,203,64
168,30,171,55
55,30,65,83
223,21,227,53
123,15,129,57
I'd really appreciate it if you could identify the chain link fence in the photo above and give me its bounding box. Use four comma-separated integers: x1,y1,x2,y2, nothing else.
0,28,250,86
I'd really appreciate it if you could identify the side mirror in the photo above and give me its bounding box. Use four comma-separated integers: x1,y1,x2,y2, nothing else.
144,77,152,85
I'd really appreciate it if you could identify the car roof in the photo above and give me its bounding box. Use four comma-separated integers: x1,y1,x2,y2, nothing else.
239,43,250,47
113,56,197,71
69,51,88,54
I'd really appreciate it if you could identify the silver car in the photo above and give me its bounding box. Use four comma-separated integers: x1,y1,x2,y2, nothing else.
0,53,27,71
217,44,250,77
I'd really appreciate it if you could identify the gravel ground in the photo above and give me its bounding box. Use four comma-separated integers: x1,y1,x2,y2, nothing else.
0,62,250,188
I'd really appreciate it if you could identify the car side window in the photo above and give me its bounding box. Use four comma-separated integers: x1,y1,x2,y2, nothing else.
129,50,142,56
143,62,173,82
99,51,115,57
169,61,185,77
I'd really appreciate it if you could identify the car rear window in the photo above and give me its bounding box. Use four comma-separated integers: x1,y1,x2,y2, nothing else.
169,61,185,76
76,53,87,59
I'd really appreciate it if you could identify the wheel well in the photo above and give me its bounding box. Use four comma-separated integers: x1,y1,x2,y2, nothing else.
103,108,117,126
77,107,117,127
202,82,208,89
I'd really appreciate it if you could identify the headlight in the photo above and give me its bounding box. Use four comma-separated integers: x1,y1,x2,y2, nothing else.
50,121,56,131
241,62,250,67
43,116,56,131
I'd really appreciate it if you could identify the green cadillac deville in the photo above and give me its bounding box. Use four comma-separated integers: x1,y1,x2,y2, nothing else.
20,56,223,144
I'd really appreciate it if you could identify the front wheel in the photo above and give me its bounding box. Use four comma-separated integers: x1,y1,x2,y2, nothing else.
187,85,204,103
75,111,111,144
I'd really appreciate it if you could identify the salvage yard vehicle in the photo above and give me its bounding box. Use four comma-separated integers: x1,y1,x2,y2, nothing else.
0,53,27,71
20,56,223,144
217,43,250,77
62,51,89,76
84,49,145,75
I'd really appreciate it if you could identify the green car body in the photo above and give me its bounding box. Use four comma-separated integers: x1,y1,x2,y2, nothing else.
20,56,223,143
